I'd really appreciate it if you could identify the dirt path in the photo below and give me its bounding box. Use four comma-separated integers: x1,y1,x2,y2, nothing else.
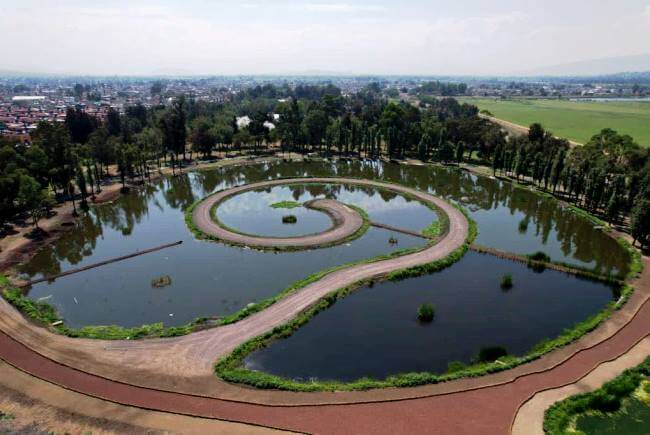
194,181,366,249
0,177,468,397
511,337,650,435
0,360,289,434
480,114,583,147
0,161,648,433
0,295,647,434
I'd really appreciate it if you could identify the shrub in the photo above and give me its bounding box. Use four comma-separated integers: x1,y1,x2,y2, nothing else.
151,275,172,288
500,274,513,290
282,215,297,224
446,361,467,373
477,346,508,363
528,251,551,262
417,303,435,322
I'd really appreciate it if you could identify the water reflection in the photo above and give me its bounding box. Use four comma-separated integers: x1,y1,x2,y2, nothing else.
18,160,629,328
245,252,617,381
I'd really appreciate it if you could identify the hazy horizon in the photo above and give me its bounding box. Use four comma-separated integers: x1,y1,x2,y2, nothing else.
2,0,650,76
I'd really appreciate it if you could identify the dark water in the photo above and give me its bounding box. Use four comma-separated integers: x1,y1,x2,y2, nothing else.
18,159,629,329
244,251,617,381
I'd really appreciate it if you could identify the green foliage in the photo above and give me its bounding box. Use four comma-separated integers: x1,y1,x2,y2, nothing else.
281,215,297,224
477,346,508,363
417,303,435,322
544,357,650,434
528,251,552,262
500,274,513,290
422,220,442,238
151,275,172,288
270,201,302,209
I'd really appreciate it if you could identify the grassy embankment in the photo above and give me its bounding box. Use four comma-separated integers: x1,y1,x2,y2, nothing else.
544,357,650,434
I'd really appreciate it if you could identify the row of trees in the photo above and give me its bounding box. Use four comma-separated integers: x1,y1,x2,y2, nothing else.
1,82,649,247
491,123,650,246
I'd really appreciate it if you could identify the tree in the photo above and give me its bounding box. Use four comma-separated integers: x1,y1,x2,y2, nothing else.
65,107,97,144
159,98,187,173
17,175,47,228
190,118,217,158
630,198,650,247
106,108,122,136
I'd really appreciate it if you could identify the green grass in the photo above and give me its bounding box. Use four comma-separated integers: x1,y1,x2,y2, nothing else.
544,356,650,434
422,220,442,238
461,98,650,147
270,201,302,209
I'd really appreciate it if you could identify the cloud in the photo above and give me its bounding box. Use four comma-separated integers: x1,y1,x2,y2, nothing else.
644,5,650,19
304,3,386,13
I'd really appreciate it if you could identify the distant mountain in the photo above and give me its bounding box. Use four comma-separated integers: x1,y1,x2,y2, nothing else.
522,53,650,76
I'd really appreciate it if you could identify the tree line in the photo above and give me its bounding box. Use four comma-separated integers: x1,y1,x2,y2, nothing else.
1,82,648,247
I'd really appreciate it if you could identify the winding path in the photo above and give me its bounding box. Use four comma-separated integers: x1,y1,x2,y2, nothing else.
0,177,468,396
0,174,648,434
193,179,369,249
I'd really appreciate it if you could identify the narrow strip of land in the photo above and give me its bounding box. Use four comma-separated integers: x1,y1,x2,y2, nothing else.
369,221,430,239
16,241,183,287
0,177,468,395
194,184,365,249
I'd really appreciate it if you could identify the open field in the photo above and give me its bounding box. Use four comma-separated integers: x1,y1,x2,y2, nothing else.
461,98,650,147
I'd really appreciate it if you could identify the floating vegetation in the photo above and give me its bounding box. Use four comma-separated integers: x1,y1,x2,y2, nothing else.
389,236,399,245
151,275,172,288
500,274,513,290
282,215,298,224
270,201,302,209
417,303,435,322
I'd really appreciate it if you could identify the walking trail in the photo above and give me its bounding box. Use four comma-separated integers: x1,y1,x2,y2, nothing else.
0,172,648,434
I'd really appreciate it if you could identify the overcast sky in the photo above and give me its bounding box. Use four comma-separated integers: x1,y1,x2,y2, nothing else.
1,0,649,76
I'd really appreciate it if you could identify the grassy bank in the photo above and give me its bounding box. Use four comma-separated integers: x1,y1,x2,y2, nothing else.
214,212,477,391
0,198,426,339
213,204,641,392
543,356,650,434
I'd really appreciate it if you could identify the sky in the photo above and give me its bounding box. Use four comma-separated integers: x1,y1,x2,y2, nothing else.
1,0,650,76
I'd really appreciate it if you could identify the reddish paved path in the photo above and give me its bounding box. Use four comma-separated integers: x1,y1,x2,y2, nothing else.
0,295,647,434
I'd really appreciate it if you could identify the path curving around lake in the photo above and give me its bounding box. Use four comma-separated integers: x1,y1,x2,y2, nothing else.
192,179,369,250
0,176,469,392
0,170,649,433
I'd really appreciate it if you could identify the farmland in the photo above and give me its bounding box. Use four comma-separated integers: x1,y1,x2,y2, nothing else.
461,98,650,147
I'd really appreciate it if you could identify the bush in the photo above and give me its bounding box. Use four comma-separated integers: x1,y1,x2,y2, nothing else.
282,215,297,224
500,274,513,290
151,275,172,288
417,303,435,322
544,357,650,434
477,346,508,363
446,361,467,373
528,251,551,262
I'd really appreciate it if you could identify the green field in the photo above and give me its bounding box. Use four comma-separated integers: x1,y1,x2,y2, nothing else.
461,98,650,147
